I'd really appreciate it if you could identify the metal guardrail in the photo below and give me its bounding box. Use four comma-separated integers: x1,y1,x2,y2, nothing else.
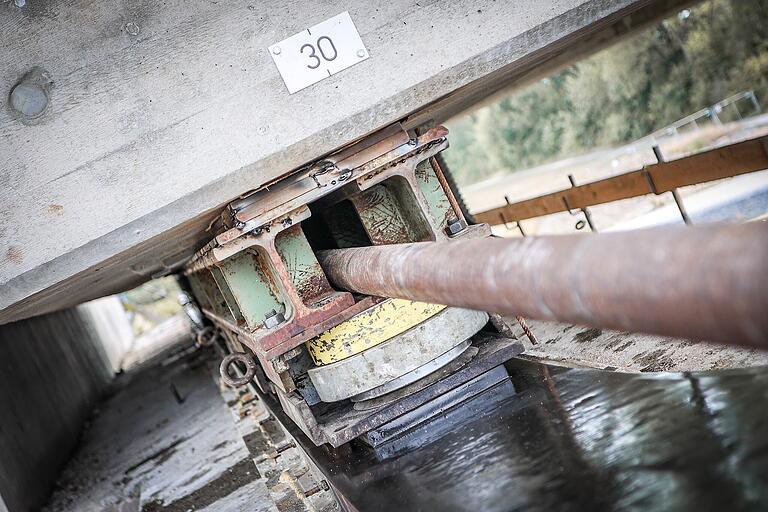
472,135,768,229
648,90,762,141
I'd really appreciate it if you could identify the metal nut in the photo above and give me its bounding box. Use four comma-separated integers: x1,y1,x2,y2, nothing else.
263,309,285,329
220,353,257,388
445,218,468,236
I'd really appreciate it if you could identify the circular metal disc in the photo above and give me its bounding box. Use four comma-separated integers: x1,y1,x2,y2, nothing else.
307,308,488,402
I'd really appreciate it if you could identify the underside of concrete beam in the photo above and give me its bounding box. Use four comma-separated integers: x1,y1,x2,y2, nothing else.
0,0,692,323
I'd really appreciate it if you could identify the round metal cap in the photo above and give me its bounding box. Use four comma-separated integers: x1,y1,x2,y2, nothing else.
308,308,488,402
10,82,48,118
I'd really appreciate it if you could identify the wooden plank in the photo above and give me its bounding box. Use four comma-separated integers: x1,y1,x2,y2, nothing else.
0,0,690,323
473,137,768,225
649,137,768,192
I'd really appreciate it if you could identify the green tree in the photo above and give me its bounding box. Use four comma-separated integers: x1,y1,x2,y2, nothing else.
443,0,768,186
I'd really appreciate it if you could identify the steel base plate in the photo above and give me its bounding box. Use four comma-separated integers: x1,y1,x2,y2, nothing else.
259,357,768,512
267,332,523,447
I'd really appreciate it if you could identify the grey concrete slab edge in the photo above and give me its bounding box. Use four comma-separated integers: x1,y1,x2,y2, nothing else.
0,0,691,323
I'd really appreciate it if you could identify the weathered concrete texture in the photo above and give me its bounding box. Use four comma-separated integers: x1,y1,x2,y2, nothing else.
0,306,119,512
516,318,768,372
43,347,276,512
0,0,690,324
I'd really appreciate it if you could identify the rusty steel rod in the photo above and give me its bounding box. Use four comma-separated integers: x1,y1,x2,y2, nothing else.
318,223,768,349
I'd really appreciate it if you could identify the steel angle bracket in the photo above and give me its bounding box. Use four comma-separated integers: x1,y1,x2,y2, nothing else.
213,126,449,247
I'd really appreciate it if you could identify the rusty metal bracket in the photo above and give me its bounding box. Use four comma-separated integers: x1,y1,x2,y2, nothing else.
220,352,257,388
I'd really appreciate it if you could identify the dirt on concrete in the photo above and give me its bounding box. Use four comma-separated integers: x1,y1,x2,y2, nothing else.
516,319,768,373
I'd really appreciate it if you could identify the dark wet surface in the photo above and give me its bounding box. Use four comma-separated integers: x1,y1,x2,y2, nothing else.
286,358,768,511
43,351,271,512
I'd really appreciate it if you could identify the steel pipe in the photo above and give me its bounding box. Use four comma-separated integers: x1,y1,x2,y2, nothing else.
318,223,768,349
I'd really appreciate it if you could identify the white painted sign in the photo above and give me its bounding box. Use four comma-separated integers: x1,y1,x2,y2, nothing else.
269,12,369,94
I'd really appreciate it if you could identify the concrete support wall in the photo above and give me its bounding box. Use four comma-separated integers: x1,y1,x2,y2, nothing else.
0,302,130,511
79,297,135,373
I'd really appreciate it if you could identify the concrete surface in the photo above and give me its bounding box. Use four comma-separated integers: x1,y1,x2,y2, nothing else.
0,305,124,512
120,314,193,372
0,0,689,324
80,296,135,373
43,348,274,512
43,340,339,512
516,319,768,372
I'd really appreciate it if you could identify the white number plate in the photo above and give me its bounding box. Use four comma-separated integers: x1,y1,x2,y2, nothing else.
268,12,369,94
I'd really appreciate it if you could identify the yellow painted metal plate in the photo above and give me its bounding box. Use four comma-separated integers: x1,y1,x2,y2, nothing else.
306,299,445,365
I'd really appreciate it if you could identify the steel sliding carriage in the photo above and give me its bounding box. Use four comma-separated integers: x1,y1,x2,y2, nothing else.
183,124,524,447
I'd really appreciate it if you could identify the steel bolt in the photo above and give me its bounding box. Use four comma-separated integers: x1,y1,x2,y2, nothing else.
10,82,48,118
272,46,282,55
356,49,366,58
445,218,468,237
263,309,285,329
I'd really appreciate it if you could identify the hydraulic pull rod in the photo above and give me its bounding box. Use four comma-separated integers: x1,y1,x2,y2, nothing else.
318,223,768,349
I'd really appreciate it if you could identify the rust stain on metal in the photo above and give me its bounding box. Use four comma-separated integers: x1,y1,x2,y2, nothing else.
248,247,285,312
318,223,768,350
275,225,333,303
331,124,411,171
207,295,373,361
184,124,466,398
216,127,448,247
515,316,539,345
350,186,415,244
415,160,454,226
357,127,449,186
429,156,464,223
